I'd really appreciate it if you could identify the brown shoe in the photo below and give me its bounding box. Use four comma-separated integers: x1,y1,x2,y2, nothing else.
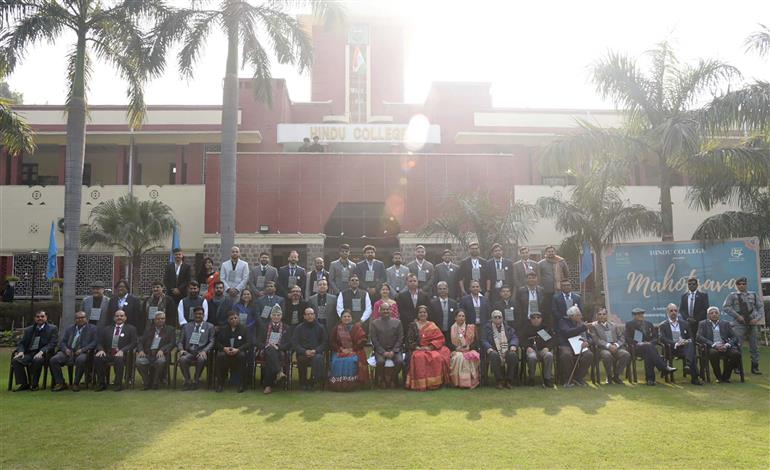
71,384,81,392
495,382,504,389
263,386,273,395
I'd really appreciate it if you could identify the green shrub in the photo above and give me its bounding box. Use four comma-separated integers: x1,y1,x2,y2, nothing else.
0,301,62,330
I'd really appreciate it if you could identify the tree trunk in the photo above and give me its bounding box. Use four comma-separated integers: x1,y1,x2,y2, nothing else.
131,253,142,297
659,160,674,241
61,33,88,330
219,27,239,262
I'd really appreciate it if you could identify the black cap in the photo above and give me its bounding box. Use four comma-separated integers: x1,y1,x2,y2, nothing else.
631,307,646,315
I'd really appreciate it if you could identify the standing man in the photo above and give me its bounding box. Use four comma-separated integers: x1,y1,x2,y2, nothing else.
247,252,278,297
292,307,328,391
459,280,492,327
220,246,249,300
306,257,329,298
357,245,386,302
284,285,309,328
429,281,458,342
435,249,460,299
80,280,110,327
537,246,569,311
135,311,176,390
395,273,431,331
696,306,742,383
277,250,307,298
512,246,538,292
458,242,486,297
256,281,284,322
49,311,97,392
679,277,709,342
625,308,676,386
385,251,410,298
208,281,227,327
94,310,137,392
484,243,514,303
589,307,630,385
328,244,356,295
407,245,436,295
177,306,215,390
163,247,191,304
516,272,549,328
337,274,373,324
105,279,143,335
493,285,517,331
552,280,583,322
11,310,58,391
177,280,209,326
722,276,764,375
143,280,176,329
307,279,337,333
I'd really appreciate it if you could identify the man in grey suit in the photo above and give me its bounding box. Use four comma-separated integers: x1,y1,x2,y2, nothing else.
370,302,404,388
328,243,356,295
220,246,250,298
49,311,97,391
589,307,630,384
247,252,278,297
407,244,436,295
80,280,110,328
386,251,410,297
177,306,215,390
434,249,460,299
696,306,742,383
512,246,538,293
307,279,338,334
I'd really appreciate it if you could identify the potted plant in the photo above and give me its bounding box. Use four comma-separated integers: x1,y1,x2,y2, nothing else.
5,275,19,287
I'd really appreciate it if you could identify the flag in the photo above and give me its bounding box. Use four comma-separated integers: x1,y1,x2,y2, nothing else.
580,241,593,282
352,46,366,73
46,221,58,280
169,225,180,263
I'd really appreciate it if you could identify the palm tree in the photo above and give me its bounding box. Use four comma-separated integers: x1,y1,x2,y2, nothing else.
536,171,661,303
1,0,175,327
0,97,34,155
81,194,177,294
419,190,539,257
541,43,740,241
170,0,344,262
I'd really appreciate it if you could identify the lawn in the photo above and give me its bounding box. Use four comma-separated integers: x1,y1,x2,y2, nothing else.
1,348,768,469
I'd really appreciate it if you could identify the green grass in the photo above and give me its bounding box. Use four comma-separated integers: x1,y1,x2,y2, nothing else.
1,348,769,469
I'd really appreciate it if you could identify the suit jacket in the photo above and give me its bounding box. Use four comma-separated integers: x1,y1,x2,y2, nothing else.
328,258,357,295
493,298,518,328
434,262,460,299
105,295,144,335
356,259,386,292
521,323,556,351
457,256,487,296
458,293,492,326
220,259,250,294
624,319,657,346
276,264,307,298
589,321,626,349
696,319,739,348
96,323,138,354
557,317,591,347
163,261,192,300
215,324,253,351
481,322,519,352
178,321,215,353
406,259,436,295
385,265,410,297
136,325,176,355
484,257,514,294
255,321,292,351
307,293,338,331
254,295,285,322
16,323,59,354
79,295,111,327
537,257,570,294
142,294,177,329
658,319,694,347
396,289,432,330
679,290,710,325
247,264,279,296
370,317,404,354
58,323,98,353
515,286,549,326
305,269,330,298
429,296,459,332
512,259,538,291
552,291,584,321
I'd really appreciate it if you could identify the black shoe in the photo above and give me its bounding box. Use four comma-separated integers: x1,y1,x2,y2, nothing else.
182,383,191,391
192,382,199,391
95,384,107,392
575,379,587,387
612,376,624,385
30,385,39,391
142,385,152,391
237,385,245,393
13,384,30,392
719,378,731,384
646,380,656,386
751,363,761,375
543,380,554,388
604,379,613,385
152,384,160,390
664,365,677,373
527,378,535,386
690,379,704,386
215,385,223,393
113,385,123,392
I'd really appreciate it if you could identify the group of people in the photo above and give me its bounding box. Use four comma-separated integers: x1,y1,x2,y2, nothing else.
10,243,764,394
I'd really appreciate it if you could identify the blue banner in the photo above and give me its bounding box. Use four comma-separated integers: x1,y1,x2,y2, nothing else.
602,238,762,323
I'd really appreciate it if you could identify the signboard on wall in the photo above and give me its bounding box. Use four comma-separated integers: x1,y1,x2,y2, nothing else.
602,238,763,323
277,123,442,144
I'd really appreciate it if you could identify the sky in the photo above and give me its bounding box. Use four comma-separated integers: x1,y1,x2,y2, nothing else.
5,0,770,110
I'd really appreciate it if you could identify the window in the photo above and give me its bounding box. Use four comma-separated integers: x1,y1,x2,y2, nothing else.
21,163,38,185
82,163,91,186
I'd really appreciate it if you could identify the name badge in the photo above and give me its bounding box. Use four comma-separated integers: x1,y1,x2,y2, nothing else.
352,298,362,311
200,284,208,296
111,335,119,349
449,267,454,272
313,281,319,293
188,307,196,320
256,276,266,289
239,313,248,325
30,336,41,350
396,270,403,277
230,338,235,348
418,270,427,282
537,329,552,342
341,267,350,284
261,306,272,318
190,331,202,346
148,306,159,320
365,271,374,282
317,308,327,320
504,308,514,322
151,335,161,350
528,300,538,314
269,332,281,345
496,268,506,281
227,270,236,282
90,308,102,321
288,276,297,288
471,267,481,281
633,329,644,343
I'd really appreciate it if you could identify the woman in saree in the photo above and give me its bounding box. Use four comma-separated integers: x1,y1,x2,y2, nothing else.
448,309,480,389
328,309,370,391
406,305,450,391
371,283,399,321
198,256,220,301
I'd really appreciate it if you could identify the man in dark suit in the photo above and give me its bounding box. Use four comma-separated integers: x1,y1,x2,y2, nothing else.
696,306,742,383
255,281,284,323
143,279,177,329
521,311,556,387
177,306,215,390
370,303,404,388
516,272,549,327
163,248,192,304
512,246,538,292
459,280,492,326
625,307,676,386
135,310,176,390
356,244,386,302
434,249,460,299
484,243,514,303
493,285,517,331
94,309,138,391
305,256,330,298
49,310,97,391
482,310,519,388
105,279,143,335
659,303,702,385
430,281,459,342
292,307,328,391
396,273,431,332
679,277,709,337
556,306,594,387
406,244,436,295
215,310,253,393
552,280,584,322
247,252,279,297
457,241,486,297
277,250,307,298
11,310,59,391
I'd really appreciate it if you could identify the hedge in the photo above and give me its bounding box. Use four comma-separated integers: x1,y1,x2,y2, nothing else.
0,301,63,331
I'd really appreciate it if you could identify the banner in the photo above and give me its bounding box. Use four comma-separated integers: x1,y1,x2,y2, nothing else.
602,238,762,323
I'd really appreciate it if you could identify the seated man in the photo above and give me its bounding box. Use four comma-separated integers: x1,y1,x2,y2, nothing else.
482,310,519,389
50,310,97,392
557,306,594,387
625,307,676,386
370,302,404,388
696,306,741,383
590,307,630,385
659,303,702,385
94,310,138,392
521,311,555,388
177,306,215,390
12,310,59,392
215,310,253,393
135,311,176,390
291,307,328,391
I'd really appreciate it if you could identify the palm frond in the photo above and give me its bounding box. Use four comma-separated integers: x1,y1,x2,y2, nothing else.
0,97,35,154
669,59,741,112
692,209,769,246
592,51,657,126
698,81,770,135
177,10,219,79
745,23,770,58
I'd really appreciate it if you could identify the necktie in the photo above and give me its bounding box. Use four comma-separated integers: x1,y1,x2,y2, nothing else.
497,260,501,270
290,267,295,277
112,326,121,354
262,267,267,275
689,293,694,316
72,327,81,349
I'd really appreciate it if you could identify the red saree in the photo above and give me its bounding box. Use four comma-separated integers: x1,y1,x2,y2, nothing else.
406,321,450,391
